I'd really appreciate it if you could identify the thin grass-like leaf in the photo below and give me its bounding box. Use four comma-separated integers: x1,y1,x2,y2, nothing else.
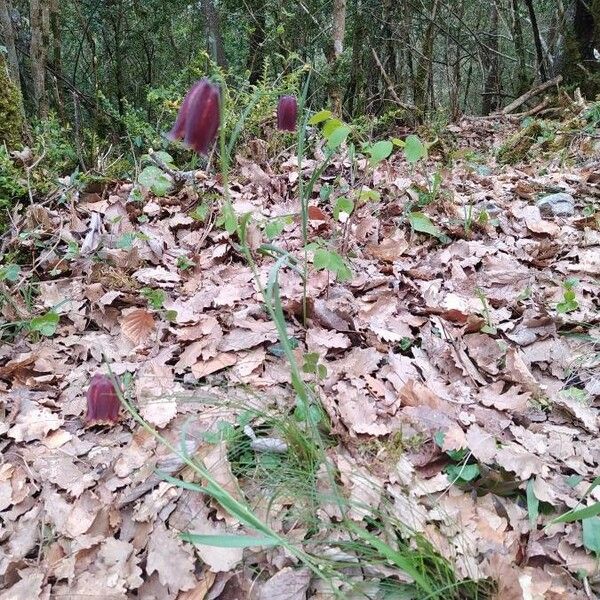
180,532,282,548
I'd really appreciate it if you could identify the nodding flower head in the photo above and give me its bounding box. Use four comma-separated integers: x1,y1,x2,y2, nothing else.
168,78,220,155
277,95,298,132
86,373,121,425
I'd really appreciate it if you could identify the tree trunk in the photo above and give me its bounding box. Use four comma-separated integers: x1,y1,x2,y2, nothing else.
524,0,548,81
482,1,500,114
201,0,226,69
511,0,529,95
247,0,266,84
347,0,364,116
0,0,21,86
328,0,346,115
49,0,64,118
414,0,440,113
30,0,49,117
558,0,600,94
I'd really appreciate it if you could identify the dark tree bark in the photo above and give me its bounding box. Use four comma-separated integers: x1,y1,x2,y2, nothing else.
247,0,266,84
524,0,548,81
511,0,529,95
202,0,226,69
346,0,364,116
414,0,440,113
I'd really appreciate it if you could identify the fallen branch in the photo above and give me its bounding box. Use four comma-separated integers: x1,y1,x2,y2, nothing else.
148,149,196,183
501,75,563,115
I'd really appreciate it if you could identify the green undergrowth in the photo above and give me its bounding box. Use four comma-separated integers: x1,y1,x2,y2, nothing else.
120,381,495,600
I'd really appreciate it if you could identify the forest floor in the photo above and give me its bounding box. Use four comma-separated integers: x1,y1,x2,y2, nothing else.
1,115,599,600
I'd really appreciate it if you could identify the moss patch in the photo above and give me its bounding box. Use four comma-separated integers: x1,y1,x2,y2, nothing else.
0,55,24,149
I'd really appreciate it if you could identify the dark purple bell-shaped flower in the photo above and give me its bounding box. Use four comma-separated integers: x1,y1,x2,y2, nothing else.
86,373,121,425
168,78,220,155
277,95,298,132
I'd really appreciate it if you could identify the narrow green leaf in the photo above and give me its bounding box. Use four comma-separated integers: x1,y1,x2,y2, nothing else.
552,502,600,524
180,533,281,548
527,479,539,526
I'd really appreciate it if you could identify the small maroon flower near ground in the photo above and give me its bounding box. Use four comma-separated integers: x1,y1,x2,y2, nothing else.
86,373,121,425
168,78,220,155
277,95,298,132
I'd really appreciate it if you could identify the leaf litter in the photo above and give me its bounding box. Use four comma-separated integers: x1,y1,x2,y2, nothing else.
1,116,599,599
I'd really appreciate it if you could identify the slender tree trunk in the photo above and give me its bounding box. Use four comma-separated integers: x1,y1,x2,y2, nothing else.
201,0,226,69
247,0,266,84
328,0,347,115
30,0,49,117
482,1,500,114
347,0,364,116
49,0,64,118
414,0,440,113
0,0,21,86
511,0,529,95
524,0,548,81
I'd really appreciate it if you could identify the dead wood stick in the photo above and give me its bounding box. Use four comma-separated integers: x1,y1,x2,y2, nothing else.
501,75,563,115
148,149,196,183
371,47,416,111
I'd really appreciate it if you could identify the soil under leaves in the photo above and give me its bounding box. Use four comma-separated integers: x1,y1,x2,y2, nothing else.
1,117,599,599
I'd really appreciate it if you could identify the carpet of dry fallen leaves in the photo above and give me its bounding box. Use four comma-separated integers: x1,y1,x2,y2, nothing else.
1,117,599,600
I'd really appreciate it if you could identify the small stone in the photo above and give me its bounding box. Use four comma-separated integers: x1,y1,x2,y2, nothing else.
536,192,575,217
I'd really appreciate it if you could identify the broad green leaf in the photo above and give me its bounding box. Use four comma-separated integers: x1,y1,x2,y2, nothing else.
322,118,343,139
446,463,480,482
138,165,172,196
265,218,285,239
326,125,351,151
404,135,427,164
0,264,20,282
582,517,600,556
180,533,281,548
408,212,442,238
308,109,333,125
30,311,59,337
313,248,352,281
333,196,354,220
117,232,135,249
391,137,405,147
189,202,210,222
357,188,381,203
152,151,174,165
367,140,393,164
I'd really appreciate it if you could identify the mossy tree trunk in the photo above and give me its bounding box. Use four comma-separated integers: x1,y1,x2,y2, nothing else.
561,0,600,95
0,53,24,148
